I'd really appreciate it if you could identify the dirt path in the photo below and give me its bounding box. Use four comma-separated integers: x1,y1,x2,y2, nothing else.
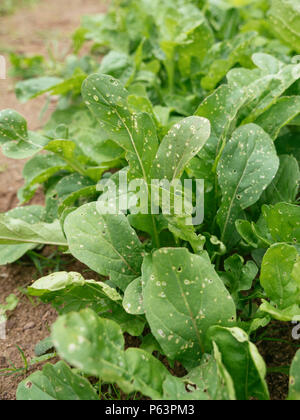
0,0,107,400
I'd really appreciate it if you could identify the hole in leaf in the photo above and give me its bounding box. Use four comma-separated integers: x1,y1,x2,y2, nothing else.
185,382,197,393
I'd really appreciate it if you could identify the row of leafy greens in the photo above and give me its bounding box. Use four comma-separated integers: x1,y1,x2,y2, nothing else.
1,0,300,401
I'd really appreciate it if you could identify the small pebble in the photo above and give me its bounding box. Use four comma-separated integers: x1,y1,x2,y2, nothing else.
23,322,35,331
42,311,51,321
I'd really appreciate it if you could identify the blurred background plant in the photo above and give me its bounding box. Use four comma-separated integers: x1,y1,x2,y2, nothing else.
0,0,38,16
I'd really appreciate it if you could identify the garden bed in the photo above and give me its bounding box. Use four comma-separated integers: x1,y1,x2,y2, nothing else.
1,0,300,402
0,0,106,400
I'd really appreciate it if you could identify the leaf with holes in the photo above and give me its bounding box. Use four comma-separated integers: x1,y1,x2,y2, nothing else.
268,0,300,53
150,116,210,181
51,308,172,399
262,203,300,245
0,214,67,247
217,124,279,247
143,248,236,369
0,109,48,159
0,206,45,264
28,271,145,336
64,202,144,291
195,84,245,179
82,74,158,182
16,361,98,401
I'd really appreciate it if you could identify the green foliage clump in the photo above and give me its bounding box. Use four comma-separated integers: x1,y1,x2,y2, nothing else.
1,0,300,401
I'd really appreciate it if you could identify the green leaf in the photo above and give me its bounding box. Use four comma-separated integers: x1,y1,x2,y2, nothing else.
255,96,300,140
0,109,48,159
212,343,236,400
29,271,86,294
201,32,256,91
288,350,300,400
52,308,236,400
16,361,98,400
206,326,269,400
48,72,87,97
143,248,236,369
19,154,70,203
45,140,76,161
262,203,300,245
195,84,245,175
15,77,63,103
276,133,300,166
82,74,158,181
163,353,235,400
0,212,67,247
99,51,135,85
217,124,279,246
0,243,31,265
28,271,145,336
123,277,144,315
127,95,157,121
150,116,210,181
268,0,300,53
177,16,214,78
51,309,170,399
128,214,168,241
35,336,54,357
0,294,19,320
167,216,206,253
64,202,144,290
222,254,258,304
236,216,273,249
45,173,96,220
259,300,300,322
140,333,163,355
57,186,98,217
258,155,300,206
228,54,300,123
0,206,45,264
260,244,300,313
45,107,124,165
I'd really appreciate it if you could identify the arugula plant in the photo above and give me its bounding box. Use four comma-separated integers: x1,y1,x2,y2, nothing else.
6,60,299,399
1,0,300,402
13,0,295,126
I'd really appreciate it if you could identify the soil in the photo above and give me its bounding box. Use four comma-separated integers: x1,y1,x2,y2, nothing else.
0,0,299,402
257,321,299,400
0,0,108,400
